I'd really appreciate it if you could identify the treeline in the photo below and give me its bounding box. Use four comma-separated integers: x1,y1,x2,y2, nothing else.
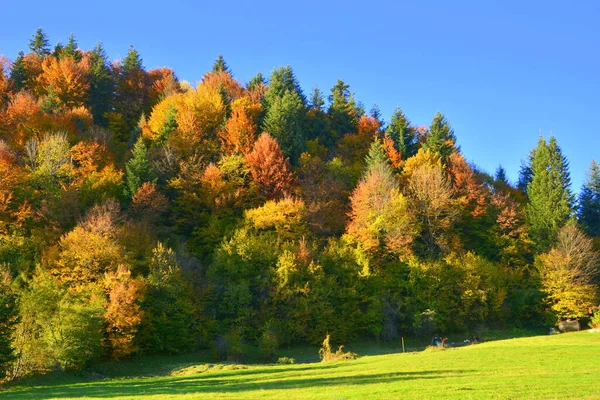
0,29,599,379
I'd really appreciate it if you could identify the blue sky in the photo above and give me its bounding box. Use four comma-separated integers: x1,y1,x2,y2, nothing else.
1,0,599,192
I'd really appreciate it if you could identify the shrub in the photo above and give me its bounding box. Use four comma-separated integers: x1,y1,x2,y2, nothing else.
318,334,357,362
277,357,295,365
591,310,600,329
259,326,279,362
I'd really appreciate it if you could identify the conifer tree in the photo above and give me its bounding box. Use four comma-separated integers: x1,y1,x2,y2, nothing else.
122,46,143,72
29,28,51,56
125,137,156,197
264,66,305,108
328,79,358,139
88,43,115,126
212,54,229,74
310,86,325,111
263,90,306,161
495,165,509,185
60,34,82,61
386,107,417,159
423,111,456,160
578,160,600,237
0,266,17,379
9,51,28,92
526,136,574,252
247,72,266,91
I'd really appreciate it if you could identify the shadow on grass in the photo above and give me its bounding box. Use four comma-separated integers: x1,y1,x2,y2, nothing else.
3,368,473,399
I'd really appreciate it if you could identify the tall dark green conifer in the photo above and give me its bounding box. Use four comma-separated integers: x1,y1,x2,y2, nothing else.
328,79,358,139
423,111,456,160
310,86,325,111
29,28,51,56
88,43,115,126
264,66,305,108
578,160,600,237
386,107,417,159
9,51,28,92
263,90,306,162
247,72,266,91
122,46,143,72
212,55,229,74
526,136,574,252
125,137,156,197
60,34,82,61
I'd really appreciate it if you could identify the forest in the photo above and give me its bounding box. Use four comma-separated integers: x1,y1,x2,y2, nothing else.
0,28,599,381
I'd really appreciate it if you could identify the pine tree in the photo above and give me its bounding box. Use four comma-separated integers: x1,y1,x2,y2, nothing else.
29,28,51,56
364,137,390,174
264,66,305,108
310,86,325,111
328,79,358,139
9,51,28,92
125,137,156,197
578,160,600,237
386,107,417,159
262,90,306,162
526,136,574,252
247,72,266,91
495,165,509,185
60,34,82,62
88,43,115,126
122,46,143,72
370,104,386,133
423,111,456,160
212,54,229,74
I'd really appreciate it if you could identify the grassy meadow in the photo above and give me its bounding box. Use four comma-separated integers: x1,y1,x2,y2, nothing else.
1,331,599,399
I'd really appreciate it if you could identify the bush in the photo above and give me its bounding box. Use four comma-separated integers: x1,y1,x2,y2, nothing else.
259,326,279,362
277,357,295,365
318,334,357,362
591,310,600,329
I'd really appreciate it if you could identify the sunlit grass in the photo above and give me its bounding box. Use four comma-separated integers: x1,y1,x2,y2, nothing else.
2,331,600,399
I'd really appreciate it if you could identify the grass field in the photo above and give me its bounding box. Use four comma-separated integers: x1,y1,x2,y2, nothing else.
2,331,600,399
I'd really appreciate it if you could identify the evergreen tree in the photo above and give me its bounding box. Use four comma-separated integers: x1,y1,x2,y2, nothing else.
386,107,417,159
9,51,28,92
264,66,305,107
328,79,358,139
578,160,600,237
60,34,82,61
495,165,508,185
263,90,306,162
247,72,266,91
125,137,156,197
212,54,229,74
423,111,456,160
365,137,390,173
310,86,325,111
122,46,143,72
370,104,386,133
0,266,17,379
29,28,51,56
88,43,115,126
526,136,574,252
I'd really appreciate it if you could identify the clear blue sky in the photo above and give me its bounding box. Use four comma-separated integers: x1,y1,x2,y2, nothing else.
1,0,599,192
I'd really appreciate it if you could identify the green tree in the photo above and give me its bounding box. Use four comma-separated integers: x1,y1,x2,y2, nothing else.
578,160,600,237
328,79,358,139
386,107,417,159
247,72,266,91
125,138,156,197
526,136,574,252
0,265,17,379
9,52,28,92
212,54,229,74
122,46,143,72
29,28,51,57
264,66,305,108
423,111,456,160
88,42,115,125
262,90,306,161
59,34,82,62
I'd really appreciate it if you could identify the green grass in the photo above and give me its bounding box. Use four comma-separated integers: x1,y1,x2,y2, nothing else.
2,331,600,399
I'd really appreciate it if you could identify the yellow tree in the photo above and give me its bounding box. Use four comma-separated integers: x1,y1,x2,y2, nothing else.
37,56,90,108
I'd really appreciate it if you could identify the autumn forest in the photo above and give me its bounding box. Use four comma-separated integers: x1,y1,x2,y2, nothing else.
0,29,599,380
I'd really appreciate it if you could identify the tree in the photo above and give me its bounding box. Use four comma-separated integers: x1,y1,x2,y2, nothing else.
37,55,90,108
60,34,82,61
114,46,148,140
220,98,261,155
125,137,156,197
386,107,417,160
423,111,456,161
212,54,229,74
262,90,306,161
0,264,17,379
347,139,416,262
526,136,574,252
88,43,115,125
29,28,51,57
537,221,599,322
264,66,305,108
9,52,28,92
246,132,294,200
578,160,600,237
328,79,358,139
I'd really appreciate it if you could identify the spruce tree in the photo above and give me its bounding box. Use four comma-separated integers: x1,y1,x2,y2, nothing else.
9,51,28,92
88,43,115,126
29,28,51,56
578,160,600,237
262,90,306,162
212,54,229,74
423,111,456,160
247,72,266,91
494,165,509,185
370,104,386,133
60,34,82,61
264,66,305,108
123,46,143,72
526,136,574,252
386,107,417,159
328,79,358,139
125,138,156,197
310,86,325,111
